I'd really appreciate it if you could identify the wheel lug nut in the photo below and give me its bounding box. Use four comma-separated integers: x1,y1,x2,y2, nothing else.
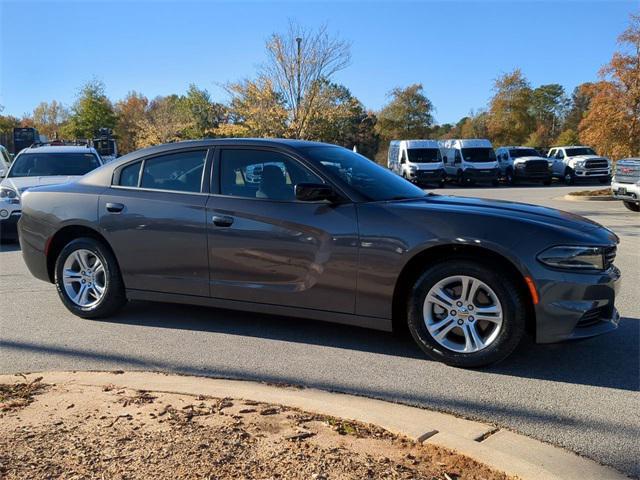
81,271,85,275
457,319,464,325
450,310,457,316
468,305,474,310
82,280,86,283
456,301,463,307
469,316,475,322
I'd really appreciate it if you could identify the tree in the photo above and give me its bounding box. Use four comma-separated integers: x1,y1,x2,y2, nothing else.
114,92,149,154
262,21,351,138
563,83,594,132
134,95,192,148
182,84,226,138
555,128,580,146
376,84,434,140
487,69,535,145
65,80,116,139
32,100,69,139
579,14,640,158
223,78,288,138
529,84,568,146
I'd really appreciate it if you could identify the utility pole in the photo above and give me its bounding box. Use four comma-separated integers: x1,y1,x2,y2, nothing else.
295,36,302,134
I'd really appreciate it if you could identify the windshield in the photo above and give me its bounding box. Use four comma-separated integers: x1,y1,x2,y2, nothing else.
407,148,441,163
565,147,596,157
9,152,101,177
509,148,540,158
302,146,426,202
461,148,496,163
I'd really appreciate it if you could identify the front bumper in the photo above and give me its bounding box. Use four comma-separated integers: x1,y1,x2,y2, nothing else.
514,166,552,181
534,265,621,343
574,167,611,178
463,168,499,182
410,168,445,183
0,210,21,240
611,181,640,204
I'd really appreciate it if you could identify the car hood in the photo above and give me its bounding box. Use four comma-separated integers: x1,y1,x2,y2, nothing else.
397,194,606,233
513,156,548,163
1,176,81,196
569,155,607,162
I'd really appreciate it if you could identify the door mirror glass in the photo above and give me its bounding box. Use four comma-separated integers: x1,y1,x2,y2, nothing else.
295,183,335,202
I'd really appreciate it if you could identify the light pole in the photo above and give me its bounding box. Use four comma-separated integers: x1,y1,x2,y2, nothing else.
295,36,302,129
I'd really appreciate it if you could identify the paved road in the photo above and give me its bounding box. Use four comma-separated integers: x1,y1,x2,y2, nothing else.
1,184,638,476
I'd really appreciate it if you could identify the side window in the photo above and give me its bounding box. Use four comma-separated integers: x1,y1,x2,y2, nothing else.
220,149,322,201
556,150,565,159
118,161,142,187
454,150,462,163
140,150,206,193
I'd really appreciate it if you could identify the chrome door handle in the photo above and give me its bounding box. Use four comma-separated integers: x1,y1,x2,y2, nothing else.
212,215,234,227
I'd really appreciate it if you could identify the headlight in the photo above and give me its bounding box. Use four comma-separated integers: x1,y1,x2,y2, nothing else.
574,160,585,168
538,246,607,270
0,187,17,199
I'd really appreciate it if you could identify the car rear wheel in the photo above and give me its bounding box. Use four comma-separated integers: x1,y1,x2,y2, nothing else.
55,237,126,318
623,201,640,212
564,168,575,185
407,259,526,368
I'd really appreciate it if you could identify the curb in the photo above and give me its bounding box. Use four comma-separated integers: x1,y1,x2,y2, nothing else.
1,371,627,480
563,194,615,202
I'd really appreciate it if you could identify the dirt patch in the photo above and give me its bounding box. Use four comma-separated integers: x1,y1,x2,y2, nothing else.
567,188,611,197
0,381,514,480
0,375,46,412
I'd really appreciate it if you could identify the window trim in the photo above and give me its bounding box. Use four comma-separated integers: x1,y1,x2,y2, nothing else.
111,147,213,195
212,145,348,203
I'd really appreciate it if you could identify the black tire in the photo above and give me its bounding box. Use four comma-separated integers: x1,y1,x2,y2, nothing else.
55,237,127,319
456,170,464,186
542,178,552,186
505,169,515,185
563,168,575,185
491,179,500,187
623,201,640,212
407,259,526,368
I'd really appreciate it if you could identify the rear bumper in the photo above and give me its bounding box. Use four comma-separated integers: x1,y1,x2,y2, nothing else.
611,181,640,203
534,265,621,343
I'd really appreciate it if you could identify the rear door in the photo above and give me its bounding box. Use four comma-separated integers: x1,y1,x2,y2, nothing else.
99,148,211,296
206,147,359,313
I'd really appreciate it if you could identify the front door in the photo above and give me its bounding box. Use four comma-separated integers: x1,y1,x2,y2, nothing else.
99,148,211,296
207,147,359,314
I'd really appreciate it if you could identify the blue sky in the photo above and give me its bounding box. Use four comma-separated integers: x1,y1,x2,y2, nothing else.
1,0,637,124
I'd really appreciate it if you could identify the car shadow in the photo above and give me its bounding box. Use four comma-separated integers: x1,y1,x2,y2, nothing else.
103,300,639,392
0,241,21,252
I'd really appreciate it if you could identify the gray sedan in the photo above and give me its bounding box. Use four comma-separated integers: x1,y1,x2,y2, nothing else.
18,139,621,367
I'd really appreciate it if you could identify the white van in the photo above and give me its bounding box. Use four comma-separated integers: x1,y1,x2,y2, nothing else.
387,140,445,186
439,139,500,186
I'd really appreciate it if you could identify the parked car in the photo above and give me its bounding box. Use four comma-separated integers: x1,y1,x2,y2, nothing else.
439,139,500,186
0,144,11,178
18,139,620,367
0,145,103,241
547,146,611,185
495,146,552,185
611,158,640,212
387,140,446,187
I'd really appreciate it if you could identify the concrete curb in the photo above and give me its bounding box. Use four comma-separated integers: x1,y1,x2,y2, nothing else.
563,194,615,202
1,371,628,480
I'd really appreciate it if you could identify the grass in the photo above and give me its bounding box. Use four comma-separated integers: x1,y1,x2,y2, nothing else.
568,188,611,197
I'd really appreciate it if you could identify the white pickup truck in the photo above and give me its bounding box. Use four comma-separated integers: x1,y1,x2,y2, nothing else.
546,146,611,185
612,158,640,212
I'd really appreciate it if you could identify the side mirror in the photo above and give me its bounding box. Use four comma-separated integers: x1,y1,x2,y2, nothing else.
443,155,448,163
295,183,335,202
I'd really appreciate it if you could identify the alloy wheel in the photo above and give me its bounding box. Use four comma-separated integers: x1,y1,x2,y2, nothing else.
62,249,107,307
423,275,503,353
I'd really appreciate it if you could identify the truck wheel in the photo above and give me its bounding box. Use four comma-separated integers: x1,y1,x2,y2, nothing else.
491,179,500,187
543,178,552,186
456,171,464,186
564,168,575,185
505,169,514,185
54,237,127,319
407,259,526,368
623,201,640,212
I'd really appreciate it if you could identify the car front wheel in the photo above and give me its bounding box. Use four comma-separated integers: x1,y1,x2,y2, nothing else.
55,237,126,318
623,201,640,212
407,259,526,367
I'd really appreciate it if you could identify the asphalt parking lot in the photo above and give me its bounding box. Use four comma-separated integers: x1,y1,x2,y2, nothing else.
1,183,638,476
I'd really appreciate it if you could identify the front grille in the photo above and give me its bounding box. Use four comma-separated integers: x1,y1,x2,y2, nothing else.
576,306,608,328
524,160,549,173
585,159,608,169
603,246,616,269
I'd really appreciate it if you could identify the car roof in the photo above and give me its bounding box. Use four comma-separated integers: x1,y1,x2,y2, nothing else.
21,145,99,154
550,145,591,149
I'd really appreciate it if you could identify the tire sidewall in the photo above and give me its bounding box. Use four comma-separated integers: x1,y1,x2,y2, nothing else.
55,238,121,317
407,260,526,368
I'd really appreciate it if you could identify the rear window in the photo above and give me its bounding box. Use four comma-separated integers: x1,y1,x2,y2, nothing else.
9,152,101,177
